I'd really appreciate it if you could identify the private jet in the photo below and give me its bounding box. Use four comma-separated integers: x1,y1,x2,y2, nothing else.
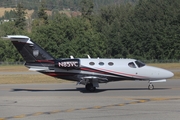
2,35,174,92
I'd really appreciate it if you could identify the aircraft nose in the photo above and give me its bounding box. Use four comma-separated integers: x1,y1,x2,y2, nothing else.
146,66,174,79
161,69,174,78
167,71,174,78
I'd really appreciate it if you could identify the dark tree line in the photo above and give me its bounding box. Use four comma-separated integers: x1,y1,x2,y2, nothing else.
0,0,180,62
0,0,137,11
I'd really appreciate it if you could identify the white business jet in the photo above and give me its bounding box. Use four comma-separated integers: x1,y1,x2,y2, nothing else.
2,35,174,92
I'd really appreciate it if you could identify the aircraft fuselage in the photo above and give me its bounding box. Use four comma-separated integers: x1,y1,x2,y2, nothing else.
25,58,174,83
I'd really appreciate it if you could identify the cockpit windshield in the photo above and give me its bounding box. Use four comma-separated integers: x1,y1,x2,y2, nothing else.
135,60,145,68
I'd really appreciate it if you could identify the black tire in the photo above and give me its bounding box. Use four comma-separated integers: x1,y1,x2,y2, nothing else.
148,84,154,90
85,83,96,92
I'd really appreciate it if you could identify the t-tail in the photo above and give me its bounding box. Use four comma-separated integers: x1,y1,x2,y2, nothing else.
2,35,55,71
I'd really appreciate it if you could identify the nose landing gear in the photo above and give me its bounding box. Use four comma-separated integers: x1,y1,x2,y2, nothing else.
148,83,154,90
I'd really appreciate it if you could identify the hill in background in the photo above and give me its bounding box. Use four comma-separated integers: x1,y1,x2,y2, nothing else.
0,0,137,20
0,7,13,17
0,0,137,11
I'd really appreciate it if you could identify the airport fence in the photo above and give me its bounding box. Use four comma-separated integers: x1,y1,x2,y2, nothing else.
0,62,25,66
142,59,180,63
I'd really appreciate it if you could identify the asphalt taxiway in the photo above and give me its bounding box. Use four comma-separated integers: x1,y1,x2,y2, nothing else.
0,79,180,120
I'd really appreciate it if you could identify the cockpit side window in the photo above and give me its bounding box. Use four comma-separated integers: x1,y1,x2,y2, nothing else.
135,60,145,68
128,62,136,68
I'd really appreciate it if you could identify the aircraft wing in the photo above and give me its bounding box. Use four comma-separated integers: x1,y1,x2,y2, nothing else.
150,79,166,83
82,76,108,82
78,76,108,87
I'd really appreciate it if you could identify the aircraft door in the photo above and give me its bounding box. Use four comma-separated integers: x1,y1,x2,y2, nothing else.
128,62,137,78
134,60,146,78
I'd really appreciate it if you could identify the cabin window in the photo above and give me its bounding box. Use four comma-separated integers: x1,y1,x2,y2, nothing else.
108,62,114,66
99,62,104,66
89,62,95,66
128,62,136,68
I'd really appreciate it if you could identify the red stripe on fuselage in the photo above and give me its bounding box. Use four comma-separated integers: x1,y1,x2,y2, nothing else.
36,60,55,64
81,67,147,79
81,67,107,74
97,68,147,79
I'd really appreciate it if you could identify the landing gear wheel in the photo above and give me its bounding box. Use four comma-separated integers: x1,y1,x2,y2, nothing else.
148,83,154,90
85,83,96,92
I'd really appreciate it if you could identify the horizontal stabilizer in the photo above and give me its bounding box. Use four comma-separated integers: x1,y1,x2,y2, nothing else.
2,35,33,44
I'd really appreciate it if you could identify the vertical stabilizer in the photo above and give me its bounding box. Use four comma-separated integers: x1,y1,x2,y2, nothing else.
2,35,55,63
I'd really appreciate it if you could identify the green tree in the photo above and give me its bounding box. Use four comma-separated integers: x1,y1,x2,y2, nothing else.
38,1,48,24
133,0,180,59
14,3,27,30
80,0,94,20
31,9,38,19
31,13,106,58
0,21,25,62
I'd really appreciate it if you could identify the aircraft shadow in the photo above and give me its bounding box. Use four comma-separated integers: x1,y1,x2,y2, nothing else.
11,87,170,93
79,88,170,93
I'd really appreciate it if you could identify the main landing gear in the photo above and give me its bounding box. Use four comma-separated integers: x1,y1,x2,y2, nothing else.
148,83,154,90
85,83,96,92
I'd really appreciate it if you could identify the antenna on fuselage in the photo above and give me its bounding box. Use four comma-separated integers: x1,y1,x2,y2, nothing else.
70,55,74,59
87,54,91,59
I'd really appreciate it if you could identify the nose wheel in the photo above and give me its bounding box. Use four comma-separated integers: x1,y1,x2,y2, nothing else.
148,83,154,90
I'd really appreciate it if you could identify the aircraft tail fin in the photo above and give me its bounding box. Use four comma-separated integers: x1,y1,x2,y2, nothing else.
2,35,55,63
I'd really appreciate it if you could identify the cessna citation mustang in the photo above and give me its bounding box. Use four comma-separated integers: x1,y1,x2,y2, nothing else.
2,35,174,92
